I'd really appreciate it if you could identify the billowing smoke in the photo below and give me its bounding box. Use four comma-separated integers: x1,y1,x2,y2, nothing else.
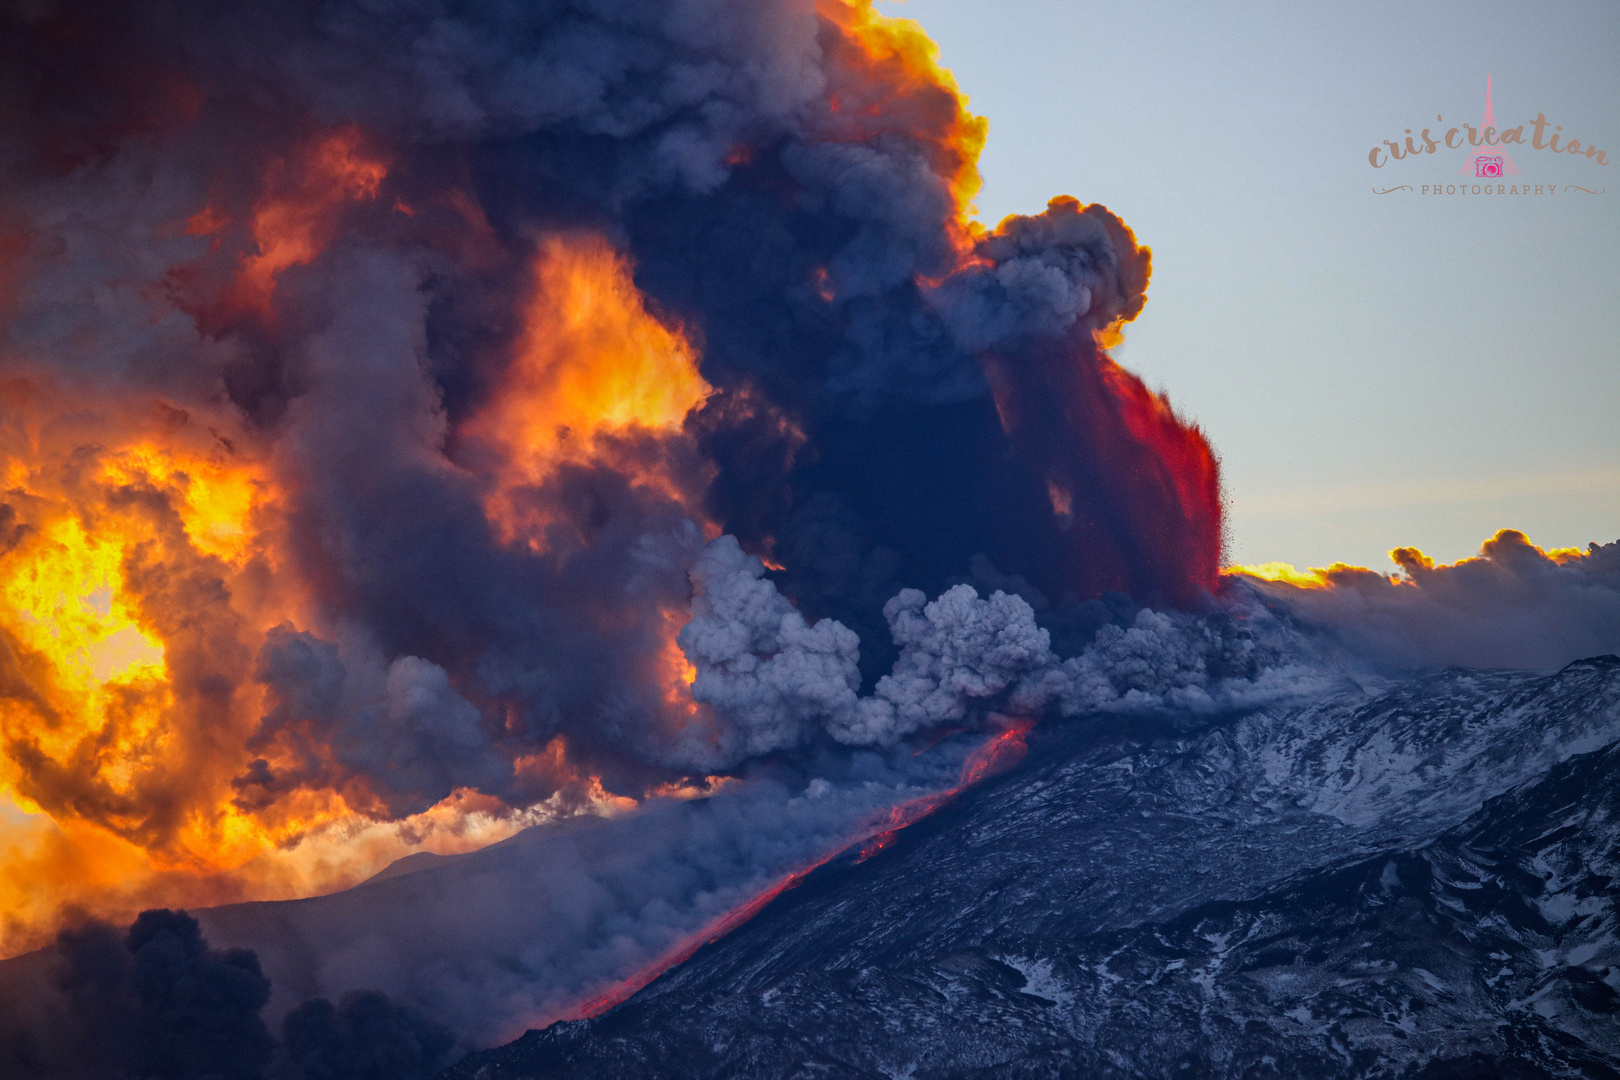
0,0,1225,955
5,0,1607,1066
1235,530,1620,673
0,908,451,1079
280,990,453,1080
6,591,1328,1052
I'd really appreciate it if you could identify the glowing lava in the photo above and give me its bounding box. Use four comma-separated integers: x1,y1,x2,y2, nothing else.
562,718,1036,1023
857,716,1034,861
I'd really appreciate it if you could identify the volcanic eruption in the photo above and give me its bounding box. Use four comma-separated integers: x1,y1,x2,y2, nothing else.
5,4,1620,1078
0,0,1223,959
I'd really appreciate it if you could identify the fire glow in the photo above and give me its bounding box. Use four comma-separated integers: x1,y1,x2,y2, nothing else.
467,232,716,551
0,0,1227,972
1226,529,1594,591
855,716,1034,861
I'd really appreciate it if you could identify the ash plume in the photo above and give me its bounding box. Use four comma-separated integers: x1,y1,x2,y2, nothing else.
0,0,1227,951
0,908,451,1080
4,0,1614,1066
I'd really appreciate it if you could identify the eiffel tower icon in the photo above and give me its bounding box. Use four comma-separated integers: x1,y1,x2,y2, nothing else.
1457,74,1520,176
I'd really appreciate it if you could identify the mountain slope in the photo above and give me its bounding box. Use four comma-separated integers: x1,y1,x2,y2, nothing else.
446,658,1620,1079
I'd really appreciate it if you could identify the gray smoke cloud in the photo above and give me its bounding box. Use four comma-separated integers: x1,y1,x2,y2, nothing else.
241,0,827,189
5,0,1617,1068
1236,530,1620,674
837,584,1056,744
199,747,972,1048
682,535,1333,755
927,197,1151,352
0,0,1183,833
251,627,513,819
677,536,861,767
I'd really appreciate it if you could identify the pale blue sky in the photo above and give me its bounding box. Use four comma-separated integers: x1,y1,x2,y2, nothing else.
879,0,1620,570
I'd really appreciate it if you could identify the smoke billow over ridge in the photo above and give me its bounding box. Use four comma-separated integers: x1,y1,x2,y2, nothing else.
0,907,452,1079
1234,529,1620,675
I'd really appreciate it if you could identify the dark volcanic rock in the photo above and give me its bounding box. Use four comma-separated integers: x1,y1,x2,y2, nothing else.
444,658,1620,1079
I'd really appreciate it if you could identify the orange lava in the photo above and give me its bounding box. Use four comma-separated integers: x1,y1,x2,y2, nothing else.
567,862,825,1022
857,716,1034,861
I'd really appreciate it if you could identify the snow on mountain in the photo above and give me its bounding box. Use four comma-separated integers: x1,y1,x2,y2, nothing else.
447,657,1620,1079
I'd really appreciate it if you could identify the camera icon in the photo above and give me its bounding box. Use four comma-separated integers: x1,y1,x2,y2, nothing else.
1475,156,1504,178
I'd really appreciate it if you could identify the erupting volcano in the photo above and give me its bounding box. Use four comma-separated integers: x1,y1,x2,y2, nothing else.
0,0,1221,960
4,1,1615,1078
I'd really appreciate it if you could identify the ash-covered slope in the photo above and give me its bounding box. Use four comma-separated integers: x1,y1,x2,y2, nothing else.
447,657,1620,1079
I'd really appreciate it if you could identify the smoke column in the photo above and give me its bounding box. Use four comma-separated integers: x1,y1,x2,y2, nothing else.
0,0,1224,962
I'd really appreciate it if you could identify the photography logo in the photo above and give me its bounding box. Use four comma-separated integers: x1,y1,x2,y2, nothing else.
1368,74,1606,197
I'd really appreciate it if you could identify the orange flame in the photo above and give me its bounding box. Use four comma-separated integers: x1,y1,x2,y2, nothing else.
1,222,720,954
0,394,288,947
466,233,714,549
0,382,633,954
0,227,723,954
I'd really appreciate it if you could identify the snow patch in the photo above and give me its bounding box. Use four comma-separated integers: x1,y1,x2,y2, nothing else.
997,955,1074,1008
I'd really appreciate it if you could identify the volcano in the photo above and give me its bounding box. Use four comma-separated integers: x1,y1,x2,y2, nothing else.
446,657,1620,1079
2,3,1619,1078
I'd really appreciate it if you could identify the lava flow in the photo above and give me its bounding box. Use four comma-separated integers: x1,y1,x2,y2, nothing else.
856,716,1035,862
564,718,1037,1024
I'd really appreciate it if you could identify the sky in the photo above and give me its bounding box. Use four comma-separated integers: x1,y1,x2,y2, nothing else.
877,0,1620,571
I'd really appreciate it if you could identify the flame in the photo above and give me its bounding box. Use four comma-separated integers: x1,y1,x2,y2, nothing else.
0,225,719,954
512,739,640,818
0,438,263,803
646,774,736,801
467,233,714,549
0,391,587,952
649,614,715,751
96,444,270,565
0,407,276,947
